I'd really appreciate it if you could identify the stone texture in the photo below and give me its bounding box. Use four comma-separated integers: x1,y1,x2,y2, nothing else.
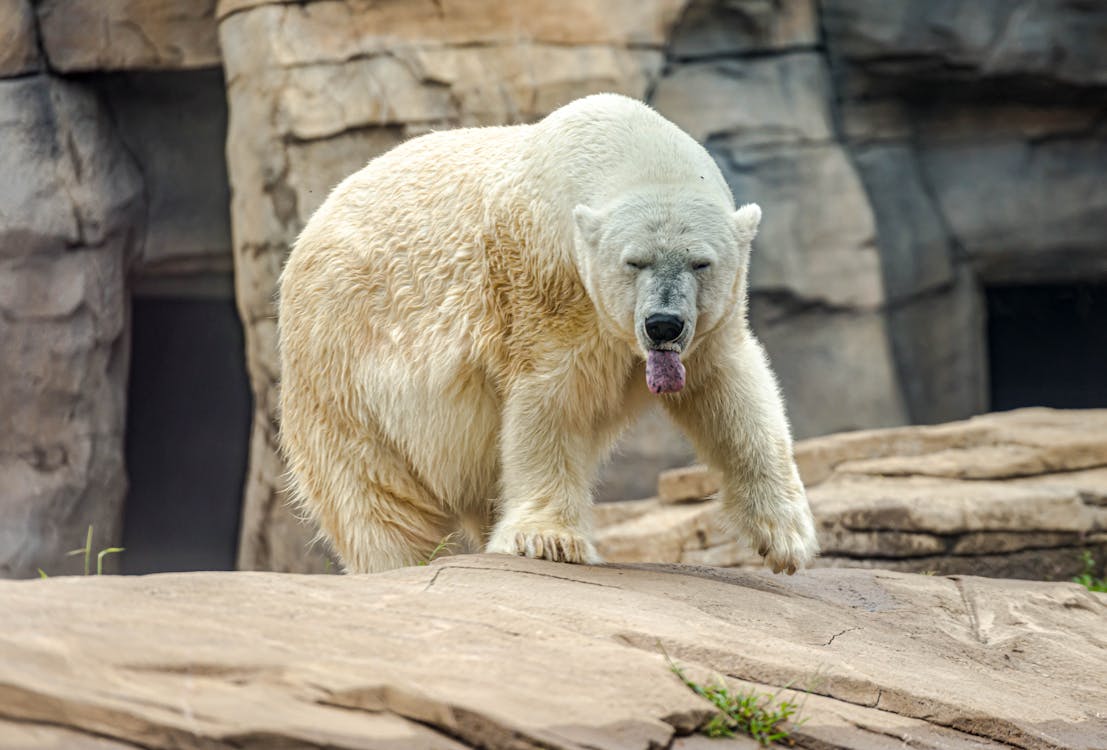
597,406,697,504
850,143,954,302
1,557,1105,749
823,0,1107,442
886,270,989,426
658,464,722,503
0,75,143,578
651,53,833,146
97,70,233,276
0,0,39,76
668,0,817,59
750,302,908,438
596,409,1107,580
918,136,1107,285
720,144,884,309
35,0,220,73
822,0,1107,90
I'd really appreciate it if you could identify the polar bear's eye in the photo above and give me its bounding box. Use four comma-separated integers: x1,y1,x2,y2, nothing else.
692,261,712,271
625,260,649,271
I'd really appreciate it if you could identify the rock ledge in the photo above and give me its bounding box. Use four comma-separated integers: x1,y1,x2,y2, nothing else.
2,555,1104,749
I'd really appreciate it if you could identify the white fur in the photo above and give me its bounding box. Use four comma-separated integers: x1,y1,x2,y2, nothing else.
278,94,818,574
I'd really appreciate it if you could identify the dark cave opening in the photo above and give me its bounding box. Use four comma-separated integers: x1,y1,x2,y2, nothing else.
987,284,1107,411
122,296,252,573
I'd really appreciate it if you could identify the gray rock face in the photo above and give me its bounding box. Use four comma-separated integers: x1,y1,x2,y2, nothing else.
2,557,1105,749
749,302,909,437
919,137,1107,284
822,0,1107,90
823,0,1107,427
0,76,143,578
97,70,233,276
0,0,38,76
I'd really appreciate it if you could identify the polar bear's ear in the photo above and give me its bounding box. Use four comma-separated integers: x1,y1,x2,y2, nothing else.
573,204,604,247
733,203,762,246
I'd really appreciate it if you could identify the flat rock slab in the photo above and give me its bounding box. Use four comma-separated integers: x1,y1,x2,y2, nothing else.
2,556,1105,749
599,409,1107,579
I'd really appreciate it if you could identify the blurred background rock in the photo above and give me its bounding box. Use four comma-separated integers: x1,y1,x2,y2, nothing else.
2,0,1105,576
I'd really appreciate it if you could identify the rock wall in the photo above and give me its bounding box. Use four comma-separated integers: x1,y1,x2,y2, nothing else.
824,0,1107,424
0,74,142,577
0,2,229,577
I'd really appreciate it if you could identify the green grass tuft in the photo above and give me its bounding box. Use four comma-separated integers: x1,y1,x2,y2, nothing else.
38,525,124,577
418,532,459,566
1073,551,1107,593
666,653,803,746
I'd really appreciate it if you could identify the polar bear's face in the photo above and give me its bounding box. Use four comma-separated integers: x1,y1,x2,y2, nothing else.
572,192,761,362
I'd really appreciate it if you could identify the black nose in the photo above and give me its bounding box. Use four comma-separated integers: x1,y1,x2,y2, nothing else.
645,314,685,344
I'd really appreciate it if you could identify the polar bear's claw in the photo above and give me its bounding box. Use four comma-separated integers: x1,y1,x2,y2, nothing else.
487,528,602,565
745,493,819,575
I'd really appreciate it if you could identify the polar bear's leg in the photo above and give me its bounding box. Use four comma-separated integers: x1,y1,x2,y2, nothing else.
331,484,457,574
663,335,818,574
485,379,603,565
287,425,455,573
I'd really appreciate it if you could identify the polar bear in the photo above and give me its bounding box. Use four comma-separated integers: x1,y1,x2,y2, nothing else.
278,93,818,574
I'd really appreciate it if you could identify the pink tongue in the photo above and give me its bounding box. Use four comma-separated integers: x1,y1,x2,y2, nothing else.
646,350,686,394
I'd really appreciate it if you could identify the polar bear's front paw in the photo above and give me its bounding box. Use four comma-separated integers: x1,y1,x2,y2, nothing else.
486,527,602,565
745,493,819,575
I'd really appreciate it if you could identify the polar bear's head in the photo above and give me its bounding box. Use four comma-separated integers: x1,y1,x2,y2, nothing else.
572,188,761,393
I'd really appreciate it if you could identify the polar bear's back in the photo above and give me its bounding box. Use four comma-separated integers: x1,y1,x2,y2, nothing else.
529,94,733,209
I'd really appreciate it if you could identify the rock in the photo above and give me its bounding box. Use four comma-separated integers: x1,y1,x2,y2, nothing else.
850,143,954,302
1,556,1105,749
596,409,1107,580
918,137,1107,285
596,406,697,504
886,269,988,426
658,464,722,503
651,53,833,147
35,0,220,72
822,0,1107,90
0,0,39,76
668,0,817,59
750,303,909,438
96,70,233,276
718,144,885,310
0,76,142,578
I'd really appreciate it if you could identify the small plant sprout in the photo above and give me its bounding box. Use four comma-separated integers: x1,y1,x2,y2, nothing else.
664,650,804,746
64,525,124,576
418,532,459,566
1073,550,1107,593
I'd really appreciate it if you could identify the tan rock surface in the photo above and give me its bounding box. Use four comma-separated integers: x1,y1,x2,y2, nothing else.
1,556,1104,749
658,464,722,503
597,409,1107,580
0,0,38,76
35,0,220,72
